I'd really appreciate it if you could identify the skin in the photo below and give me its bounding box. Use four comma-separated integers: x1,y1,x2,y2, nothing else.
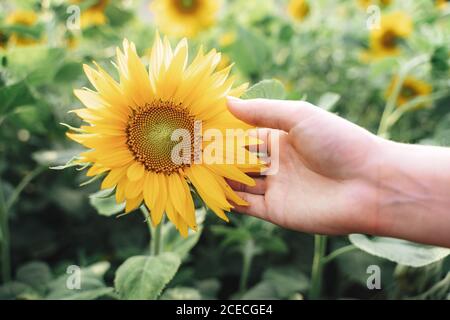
226,97,450,248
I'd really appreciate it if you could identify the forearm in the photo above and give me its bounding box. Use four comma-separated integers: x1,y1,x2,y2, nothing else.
371,140,450,247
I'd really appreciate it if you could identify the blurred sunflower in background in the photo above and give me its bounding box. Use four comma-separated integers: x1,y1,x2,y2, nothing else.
358,0,392,8
386,76,432,108
67,34,261,237
5,10,40,46
287,0,310,21
363,11,413,60
435,0,450,9
71,0,109,28
149,0,220,37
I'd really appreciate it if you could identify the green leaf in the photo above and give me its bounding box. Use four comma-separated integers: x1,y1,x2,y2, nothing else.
349,234,450,267
317,92,341,111
0,81,35,115
16,261,52,295
90,189,125,217
262,267,309,298
242,79,286,100
195,279,220,299
163,207,206,259
0,281,38,300
0,24,43,39
46,262,112,300
240,282,278,300
5,46,65,85
242,267,309,300
160,287,202,300
48,287,114,300
408,272,450,300
229,28,271,76
33,149,83,167
114,253,181,300
54,62,83,83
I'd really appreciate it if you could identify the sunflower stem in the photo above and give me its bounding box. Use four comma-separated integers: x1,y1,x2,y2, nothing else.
309,235,327,300
140,206,164,256
239,252,251,293
377,54,429,138
322,244,357,265
0,181,11,283
151,220,163,256
239,239,257,294
0,166,43,283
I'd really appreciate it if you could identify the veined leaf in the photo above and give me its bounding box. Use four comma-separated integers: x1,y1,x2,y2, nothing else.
242,79,286,100
114,253,181,300
349,234,450,268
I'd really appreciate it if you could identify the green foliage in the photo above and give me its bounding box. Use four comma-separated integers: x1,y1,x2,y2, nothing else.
227,27,271,77
0,0,449,301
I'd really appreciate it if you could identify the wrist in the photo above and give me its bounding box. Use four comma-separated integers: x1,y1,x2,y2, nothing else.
364,139,450,246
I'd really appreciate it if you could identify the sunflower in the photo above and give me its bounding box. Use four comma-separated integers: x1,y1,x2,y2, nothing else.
5,10,40,46
363,11,413,60
357,0,392,9
435,0,450,9
218,31,236,48
67,34,262,237
287,0,310,21
386,76,432,107
149,0,220,37
71,0,109,28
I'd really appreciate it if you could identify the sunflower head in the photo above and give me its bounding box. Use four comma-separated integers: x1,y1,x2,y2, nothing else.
67,34,262,237
435,0,450,9
288,0,310,21
71,0,109,28
365,11,413,60
386,76,432,108
5,10,40,46
149,0,220,37
358,0,392,9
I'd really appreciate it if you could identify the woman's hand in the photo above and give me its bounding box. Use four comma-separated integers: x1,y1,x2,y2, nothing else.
227,98,450,248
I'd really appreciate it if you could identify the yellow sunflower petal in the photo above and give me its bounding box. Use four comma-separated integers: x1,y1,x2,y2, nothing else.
127,162,145,182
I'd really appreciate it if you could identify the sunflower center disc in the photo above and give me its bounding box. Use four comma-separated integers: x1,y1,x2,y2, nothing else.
126,102,195,174
401,85,418,98
380,30,398,49
175,0,198,13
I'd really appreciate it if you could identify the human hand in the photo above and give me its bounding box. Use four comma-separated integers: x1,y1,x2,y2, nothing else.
227,98,381,236
227,98,450,248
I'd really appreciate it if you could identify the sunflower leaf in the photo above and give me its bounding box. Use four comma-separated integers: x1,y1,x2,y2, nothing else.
114,253,181,300
349,234,450,267
242,79,286,100
317,92,341,111
90,190,125,217
0,81,35,115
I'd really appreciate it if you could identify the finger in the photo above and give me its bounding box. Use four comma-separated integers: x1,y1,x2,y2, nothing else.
247,128,273,156
227,97,318,132
231,192,268,219
227,178,266,195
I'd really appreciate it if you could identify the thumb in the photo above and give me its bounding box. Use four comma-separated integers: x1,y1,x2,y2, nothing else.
227,97,318,132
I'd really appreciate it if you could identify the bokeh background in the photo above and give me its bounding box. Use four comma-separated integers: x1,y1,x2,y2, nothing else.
0,0,449,300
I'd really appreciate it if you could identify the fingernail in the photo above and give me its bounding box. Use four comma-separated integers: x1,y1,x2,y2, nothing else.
227,96,242,103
